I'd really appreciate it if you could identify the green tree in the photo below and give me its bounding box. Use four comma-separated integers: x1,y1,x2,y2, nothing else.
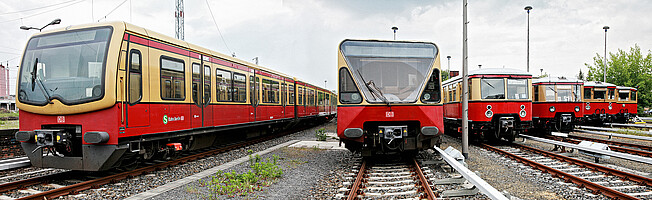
585,44,652,114
441,69,450,81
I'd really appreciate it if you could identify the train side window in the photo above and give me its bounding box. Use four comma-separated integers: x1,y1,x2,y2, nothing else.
480,78,505,99
545,86,556,102
204,66,211,104
192,63,201,105
583,88,592,99
289,84,295,104
298,86,304,105
233,73,247,102
262,79,271,103
339,68,362,104
160,56,185,100
281,83,287,106
272,80,279,103
618,90,629,101
128,50,142,104
631,91,637,101
216,69,232,102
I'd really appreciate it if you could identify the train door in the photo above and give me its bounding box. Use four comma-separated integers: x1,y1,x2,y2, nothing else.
250,72,260,121
203,63,213,126
126,47,150,127
191,62,203,128
281,82,287,118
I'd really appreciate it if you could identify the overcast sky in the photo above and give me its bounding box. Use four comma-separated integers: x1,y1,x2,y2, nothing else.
1,0,650,95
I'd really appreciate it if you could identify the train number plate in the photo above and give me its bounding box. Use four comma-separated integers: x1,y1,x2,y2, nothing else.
385,111,394,118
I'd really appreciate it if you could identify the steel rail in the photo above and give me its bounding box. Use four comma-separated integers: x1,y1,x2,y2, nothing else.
568,135,652,152
522,135,652,164
13,126,310,200
512,143,652,187
412,158,436,200
481,144,639,200
0,171,77,193
433,147,508,200
605,123,652,129
347,160,366,200
575,129,652,141
0,157,30,171
547,136,652,158
579,125,652,136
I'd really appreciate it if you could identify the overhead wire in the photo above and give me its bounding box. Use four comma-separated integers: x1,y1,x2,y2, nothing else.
204,0,232,54
0,0,86,24
96,0,129,22
0,0,79,16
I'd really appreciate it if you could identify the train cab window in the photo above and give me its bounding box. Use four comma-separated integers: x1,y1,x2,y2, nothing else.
204,66,211,104
608,88,615,100
556,85,575,102
233,73,247,102
480,78,505,99
631,91,637,101
421,69,440,103
216,69,232,101
289,84,295,104
618,90,630,101
594,89,606,99
192,63,201,105
507,79,528,99
584,88,592,99
533,86,539,101
160,57,185,100
545,86,556,102
128,50,142,104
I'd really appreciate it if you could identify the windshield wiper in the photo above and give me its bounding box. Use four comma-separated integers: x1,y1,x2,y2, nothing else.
481,79,495,89
356,69,390,106
30,58,53,104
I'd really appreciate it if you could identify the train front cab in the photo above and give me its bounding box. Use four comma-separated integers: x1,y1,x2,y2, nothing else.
443,68,532,142
531,77,583,134
336,40,444,156
582,81,617,124
615,86,637,122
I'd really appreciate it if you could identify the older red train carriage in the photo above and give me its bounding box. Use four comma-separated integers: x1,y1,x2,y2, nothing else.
531,77,583,134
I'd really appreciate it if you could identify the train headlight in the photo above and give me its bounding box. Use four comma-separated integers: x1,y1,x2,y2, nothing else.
575,106,580,112
485,110,493,118
519,110,527,117
549,106,556,112
622,104,625,107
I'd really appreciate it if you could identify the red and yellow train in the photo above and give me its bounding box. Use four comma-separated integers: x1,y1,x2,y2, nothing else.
443,68,532,142
336,39,443,156
14,22,335,171
531,77,583,134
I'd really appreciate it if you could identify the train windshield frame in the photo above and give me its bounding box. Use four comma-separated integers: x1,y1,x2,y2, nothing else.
340,40,438,103
17,27,113,106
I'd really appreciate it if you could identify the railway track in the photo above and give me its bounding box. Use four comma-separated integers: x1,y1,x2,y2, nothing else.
0,125,311,200
547,135,652,158
0,157,30,171
482,143,652,199
339,158,436,200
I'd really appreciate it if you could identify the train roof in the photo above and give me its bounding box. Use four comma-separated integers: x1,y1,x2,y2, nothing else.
35,21,330,92
442,68,532,85
532,76,583,84
616,86,637,91
583,81,616,88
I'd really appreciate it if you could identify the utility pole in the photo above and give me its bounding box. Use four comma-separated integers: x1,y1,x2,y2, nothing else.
462,0,469,159
175,0,184,40
603,26,609,82
392,27,398,40
525,6,532,73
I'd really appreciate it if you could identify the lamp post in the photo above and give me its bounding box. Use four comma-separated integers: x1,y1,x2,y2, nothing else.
603,26,609,82
478,64,482,69
524,6,532,72
324,80,327,89
20,18,61,32
540,68,543,77
446,56,451,73
392,27,398,40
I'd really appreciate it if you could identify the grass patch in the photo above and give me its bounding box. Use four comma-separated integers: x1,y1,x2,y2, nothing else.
613,129,652,137
315,128,327,141
0,112,18,118
200,151,283,198
0,120,18,129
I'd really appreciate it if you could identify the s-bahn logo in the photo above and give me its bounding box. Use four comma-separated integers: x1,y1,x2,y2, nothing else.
57,116,65,123
163,115,184,125
386,111,394,118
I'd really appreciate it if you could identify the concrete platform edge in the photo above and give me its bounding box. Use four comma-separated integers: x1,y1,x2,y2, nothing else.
124,140,301,200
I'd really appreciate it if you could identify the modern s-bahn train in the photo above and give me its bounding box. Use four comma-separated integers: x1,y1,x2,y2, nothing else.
443,68,532,142
582,81,617,124
531,77,583,134
14,21,336,171
337,39,443,156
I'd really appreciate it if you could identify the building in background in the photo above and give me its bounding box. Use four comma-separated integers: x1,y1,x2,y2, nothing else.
0,64,15,111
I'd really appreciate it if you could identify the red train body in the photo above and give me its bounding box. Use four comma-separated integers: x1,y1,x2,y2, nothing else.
15,22,335,171
531,77,583,134
337,40,444,156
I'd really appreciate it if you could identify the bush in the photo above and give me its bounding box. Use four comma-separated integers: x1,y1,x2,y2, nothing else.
315,128,327,141
200,154,283,198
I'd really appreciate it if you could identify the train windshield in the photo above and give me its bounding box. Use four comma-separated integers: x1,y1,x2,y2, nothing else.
506,79,528,99
17,27,112,105
340,41,437,103
618,90,630,101
547,85,581,102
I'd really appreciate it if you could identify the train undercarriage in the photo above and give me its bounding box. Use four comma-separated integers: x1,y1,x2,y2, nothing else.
342,121,441,157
